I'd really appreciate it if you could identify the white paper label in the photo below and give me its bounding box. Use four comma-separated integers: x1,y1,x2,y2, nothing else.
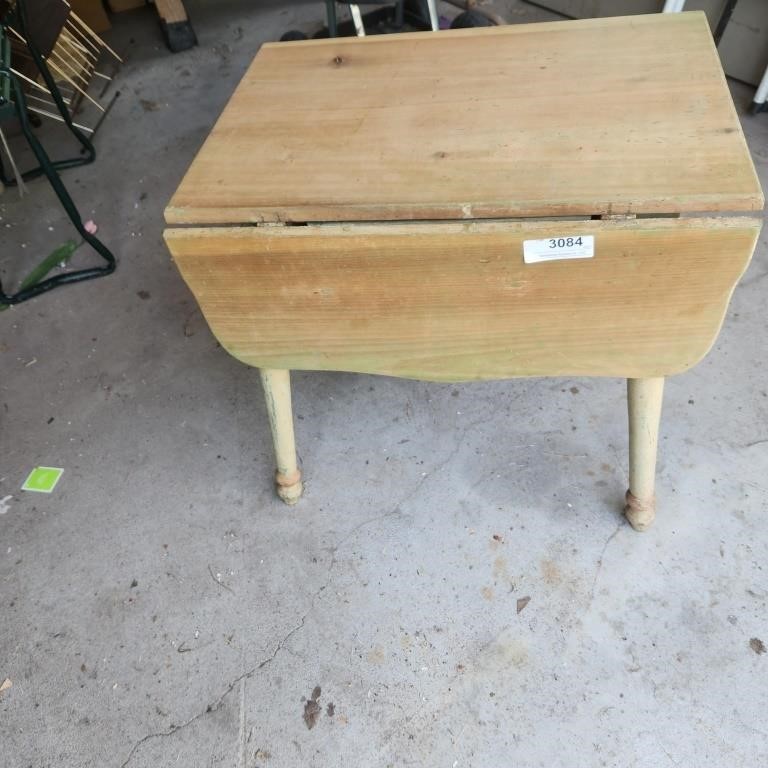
523,235,594,264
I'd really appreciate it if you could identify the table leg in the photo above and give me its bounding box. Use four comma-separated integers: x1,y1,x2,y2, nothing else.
624,377,664,531
259,369,303,505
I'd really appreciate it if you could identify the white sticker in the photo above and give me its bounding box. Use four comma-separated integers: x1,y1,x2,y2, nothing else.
523,235,594,264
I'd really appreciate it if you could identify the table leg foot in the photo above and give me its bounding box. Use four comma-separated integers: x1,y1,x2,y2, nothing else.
260,368,303,505
624,489,655,531
276,469,303,505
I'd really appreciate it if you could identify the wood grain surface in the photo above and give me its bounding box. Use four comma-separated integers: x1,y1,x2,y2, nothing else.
164,217,761,381
155,0,188,24
166,12,762,225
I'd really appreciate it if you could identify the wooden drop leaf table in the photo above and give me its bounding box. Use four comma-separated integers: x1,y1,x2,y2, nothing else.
164,12,763,531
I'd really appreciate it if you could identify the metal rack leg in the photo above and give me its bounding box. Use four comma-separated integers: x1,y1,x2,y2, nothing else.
326,0,338,37
752,64,768,114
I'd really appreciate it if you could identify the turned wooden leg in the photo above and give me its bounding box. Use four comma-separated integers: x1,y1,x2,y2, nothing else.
259,369,303,504
624,377,664,531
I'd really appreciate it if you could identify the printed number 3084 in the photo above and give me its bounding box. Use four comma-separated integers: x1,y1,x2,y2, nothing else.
549,237,583,248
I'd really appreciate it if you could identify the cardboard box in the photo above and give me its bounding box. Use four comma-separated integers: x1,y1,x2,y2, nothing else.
718,0,768,86
533,1,726,28
70,0,111,33
534,0,767,86
107,0,146,12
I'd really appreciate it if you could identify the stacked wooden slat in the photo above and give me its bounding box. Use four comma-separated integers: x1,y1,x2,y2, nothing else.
5,0,121,132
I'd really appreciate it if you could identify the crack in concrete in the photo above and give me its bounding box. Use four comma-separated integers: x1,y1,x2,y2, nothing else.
658,742,681,766
324,415,482,567
698,702,768,741
238,677,247,768
118,606,311,767
120,413,483,767
588,520,624,607
119,494,410,767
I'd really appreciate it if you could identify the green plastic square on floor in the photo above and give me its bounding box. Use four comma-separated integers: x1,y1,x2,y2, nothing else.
21,467,64,494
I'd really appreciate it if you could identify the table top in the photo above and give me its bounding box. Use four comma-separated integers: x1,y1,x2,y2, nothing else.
166,12,762,225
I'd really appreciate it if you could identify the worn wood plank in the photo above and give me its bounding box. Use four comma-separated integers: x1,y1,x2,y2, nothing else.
165,12,762,225
155,0,188,24
164,217,760,381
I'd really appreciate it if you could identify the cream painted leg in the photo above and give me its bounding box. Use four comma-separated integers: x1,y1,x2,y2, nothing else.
259,369,303,504
625,377,664,531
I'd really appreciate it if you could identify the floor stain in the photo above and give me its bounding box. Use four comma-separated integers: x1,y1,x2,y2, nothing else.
367,646,385,665
302,686,322,730
492,555,508,582
481,586,494,601
749,637,766,655
479,632,529,671
541,559,562,586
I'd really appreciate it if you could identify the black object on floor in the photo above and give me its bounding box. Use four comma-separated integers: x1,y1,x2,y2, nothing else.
161,19,197,53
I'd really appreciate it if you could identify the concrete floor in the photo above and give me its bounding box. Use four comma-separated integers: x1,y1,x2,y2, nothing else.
2,2,768,766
